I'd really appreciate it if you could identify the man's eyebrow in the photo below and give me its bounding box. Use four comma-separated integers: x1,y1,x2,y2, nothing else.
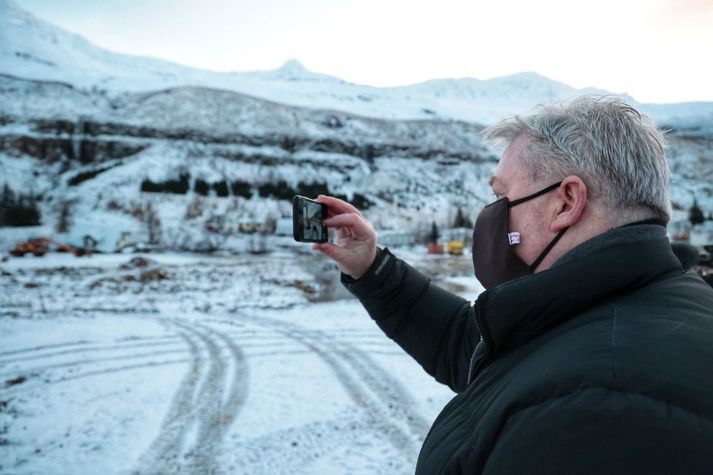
488,176,498,188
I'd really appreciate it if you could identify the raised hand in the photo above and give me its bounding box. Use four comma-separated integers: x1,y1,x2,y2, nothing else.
311,195,377,279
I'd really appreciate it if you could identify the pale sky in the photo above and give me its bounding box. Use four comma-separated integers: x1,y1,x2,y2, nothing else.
16,0,713,103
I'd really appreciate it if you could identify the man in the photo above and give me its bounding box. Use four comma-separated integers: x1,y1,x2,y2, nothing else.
312,96,713,474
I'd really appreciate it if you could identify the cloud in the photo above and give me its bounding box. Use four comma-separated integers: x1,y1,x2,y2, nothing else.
655,0,713,31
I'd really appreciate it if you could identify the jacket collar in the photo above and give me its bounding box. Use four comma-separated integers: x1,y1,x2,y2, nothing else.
472,224,682,372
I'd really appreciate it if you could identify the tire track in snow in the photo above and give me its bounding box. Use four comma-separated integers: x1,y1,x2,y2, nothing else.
0,348,186,380
2,359,192,398
133,320,248,475
134,328,204,474
183,323,249,474
0,337,183,364
210,314,430,464
0,330,250,366
57,359,189,383
0,334,301,385
0,340,93,357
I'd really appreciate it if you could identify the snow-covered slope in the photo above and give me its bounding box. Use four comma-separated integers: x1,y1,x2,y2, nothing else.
1,73,711,252
1,0,712,252
3,0,712,126
0,74,499,251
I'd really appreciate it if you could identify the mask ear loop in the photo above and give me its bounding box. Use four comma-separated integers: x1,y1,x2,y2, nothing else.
506,181,567,272
529,227,568,272
508,182,562,208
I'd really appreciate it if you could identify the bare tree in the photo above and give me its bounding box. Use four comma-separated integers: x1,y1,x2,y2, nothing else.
144,201,162,245
56,200,73,233
184,195,204,220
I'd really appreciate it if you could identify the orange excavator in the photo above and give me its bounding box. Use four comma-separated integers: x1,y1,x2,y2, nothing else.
10,238,79,257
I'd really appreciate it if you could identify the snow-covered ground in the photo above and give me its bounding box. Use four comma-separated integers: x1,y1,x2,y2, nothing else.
1,1,710,473
0,249,482,475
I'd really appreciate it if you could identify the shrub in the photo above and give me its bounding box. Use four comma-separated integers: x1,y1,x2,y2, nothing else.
431,221,440,243
453,207,472,228
140,178,161,193
296,181,329,198
231,180,252,198
258,180,295,200
213,181,229,197
689,199,705,226
351,193,373,210
140,173,190,194
67,164,117,186
163,173,190,194
0,185,41,227
281,136,298,153
194,178,210,196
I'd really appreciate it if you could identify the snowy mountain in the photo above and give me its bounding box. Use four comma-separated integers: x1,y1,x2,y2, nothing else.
3,0,713,127
0,0,711,252
0,73,498,251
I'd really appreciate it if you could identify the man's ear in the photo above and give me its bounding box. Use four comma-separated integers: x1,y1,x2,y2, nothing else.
550,175,587,232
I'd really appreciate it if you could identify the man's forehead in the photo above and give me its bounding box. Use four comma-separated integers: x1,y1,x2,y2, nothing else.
492,137,531,186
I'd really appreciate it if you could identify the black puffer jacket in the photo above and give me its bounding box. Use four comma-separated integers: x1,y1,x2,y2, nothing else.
342,224,713,474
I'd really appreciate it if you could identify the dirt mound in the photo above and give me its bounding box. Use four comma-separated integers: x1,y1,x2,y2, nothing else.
120,257,157,269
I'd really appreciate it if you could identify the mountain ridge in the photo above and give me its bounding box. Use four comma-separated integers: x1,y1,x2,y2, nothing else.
3,0,712,126
0,0,711,253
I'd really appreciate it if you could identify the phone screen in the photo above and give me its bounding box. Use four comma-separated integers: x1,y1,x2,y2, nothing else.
293,196,328,242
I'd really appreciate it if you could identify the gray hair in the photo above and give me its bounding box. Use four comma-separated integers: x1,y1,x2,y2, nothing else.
482,95,671,224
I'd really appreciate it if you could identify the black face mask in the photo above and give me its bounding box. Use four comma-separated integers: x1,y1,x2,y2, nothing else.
472,182,568,289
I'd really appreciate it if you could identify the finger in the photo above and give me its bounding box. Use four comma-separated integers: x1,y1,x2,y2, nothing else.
316,194,361,218
315,195,363,217
324,213,376,244
323,212,360,227
314,242,348,262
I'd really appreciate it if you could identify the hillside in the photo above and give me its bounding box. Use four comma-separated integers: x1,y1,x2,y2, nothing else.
0,74,498,250
0,0,712,252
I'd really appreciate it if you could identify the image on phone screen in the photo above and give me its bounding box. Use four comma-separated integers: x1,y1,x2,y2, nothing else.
302,200,323,241
293,195,327,242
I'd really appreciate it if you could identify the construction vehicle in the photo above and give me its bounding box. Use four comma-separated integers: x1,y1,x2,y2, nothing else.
427,242,444,254
447,241,464,255
10,238,79,257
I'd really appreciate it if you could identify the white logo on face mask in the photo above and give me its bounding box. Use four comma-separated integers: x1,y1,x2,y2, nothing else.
508,232,521,245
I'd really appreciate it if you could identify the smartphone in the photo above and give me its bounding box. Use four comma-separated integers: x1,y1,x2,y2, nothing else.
293,195,328,243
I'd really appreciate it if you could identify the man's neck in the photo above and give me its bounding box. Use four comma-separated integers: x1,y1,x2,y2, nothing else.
552,222,668,269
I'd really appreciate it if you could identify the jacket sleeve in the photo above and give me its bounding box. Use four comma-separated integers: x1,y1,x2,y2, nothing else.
341,248,480,392
481,387,713,475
